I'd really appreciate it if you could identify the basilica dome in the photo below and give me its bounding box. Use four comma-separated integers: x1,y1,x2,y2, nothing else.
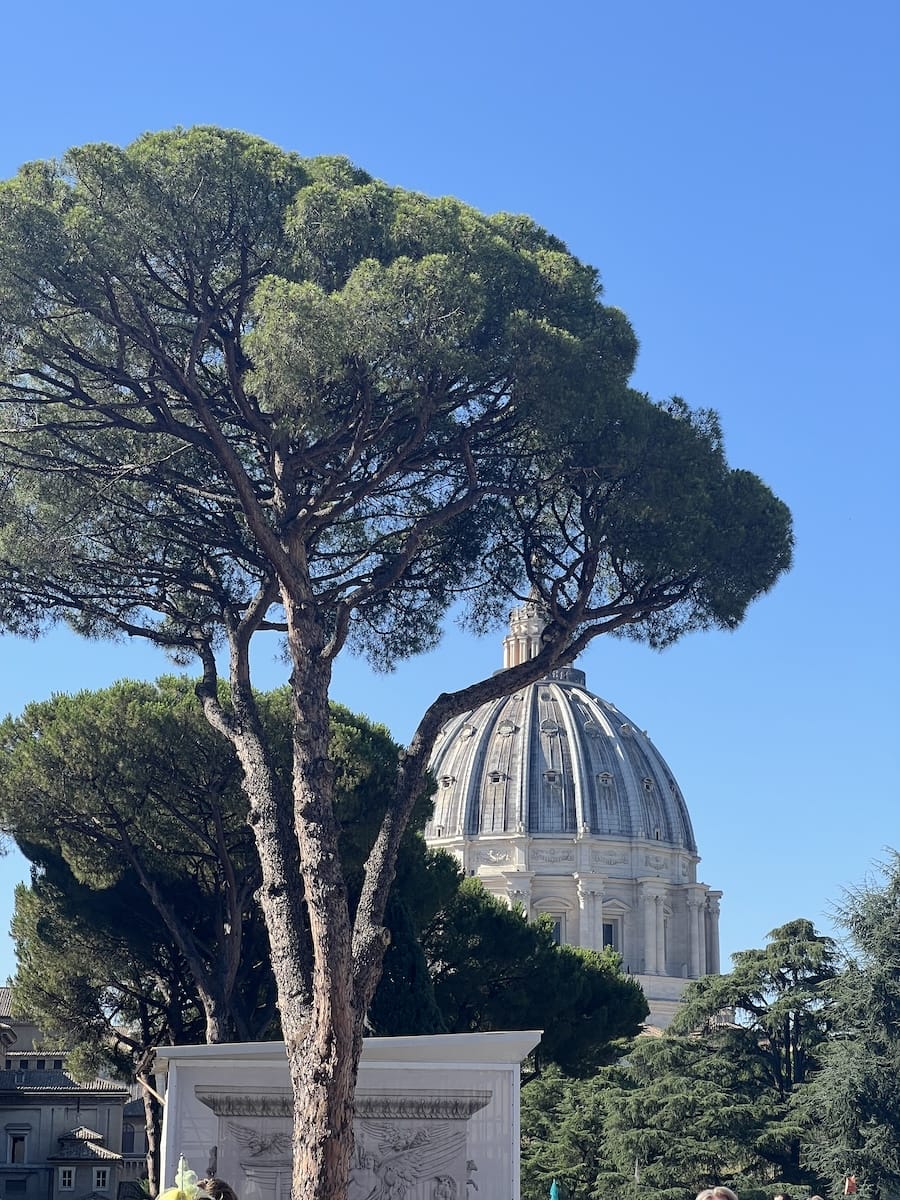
425,599,721,1028
427,664,696,849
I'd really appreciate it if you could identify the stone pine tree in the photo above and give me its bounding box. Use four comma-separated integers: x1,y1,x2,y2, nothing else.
0,127,793,1200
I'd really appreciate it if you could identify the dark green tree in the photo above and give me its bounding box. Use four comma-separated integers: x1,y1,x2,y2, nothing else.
0,680,449,1039
521,1066,618,1200
802,854,900,1199
593,1031,779,1199
10,876,197,1195
670,919,839,1187
0,676,274,1042
0,127,793,1200
423,879,647,1076
520,921,839,1200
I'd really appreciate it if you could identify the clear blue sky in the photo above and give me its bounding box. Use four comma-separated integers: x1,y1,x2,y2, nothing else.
1,0,897,982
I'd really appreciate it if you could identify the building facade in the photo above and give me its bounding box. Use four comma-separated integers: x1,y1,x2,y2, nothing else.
0,989,143,1200
425,600,722,1027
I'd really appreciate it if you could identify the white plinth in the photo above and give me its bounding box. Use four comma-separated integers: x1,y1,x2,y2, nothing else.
156,1031,541,1200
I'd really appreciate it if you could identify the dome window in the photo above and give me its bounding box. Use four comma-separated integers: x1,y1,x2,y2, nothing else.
642,777,654,791
497,719,516,737
540,719,560,735
440,775,455,788
598,771,613,786
540,690,553,702
460,724,477,738
544,770,561,785
488,770,506,784
620,723,632,735
582,720,599,735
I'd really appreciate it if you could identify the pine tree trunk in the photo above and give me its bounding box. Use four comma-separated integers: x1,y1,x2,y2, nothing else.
139,1081,162,1196
280,602,363,1200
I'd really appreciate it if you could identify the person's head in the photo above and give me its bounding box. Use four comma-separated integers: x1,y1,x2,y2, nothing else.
774,1193,792,1200
198,1180,238,1200
696,1189,738,1200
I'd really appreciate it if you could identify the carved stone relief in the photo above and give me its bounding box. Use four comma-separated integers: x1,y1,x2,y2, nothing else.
471,847,509,865
531,849,574,864
592,852,627,867
196,1088,491,1200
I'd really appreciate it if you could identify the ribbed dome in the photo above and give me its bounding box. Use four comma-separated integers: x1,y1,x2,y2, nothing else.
426,664,696,851
423,600,721,1028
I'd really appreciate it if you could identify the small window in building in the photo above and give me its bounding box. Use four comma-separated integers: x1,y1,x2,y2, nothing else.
8,1134,27,1164
642,777,654,791
488,770,505,784
94,1168,109,1191
122,1124,135,1155
60,1168,75,1191
4,1059,10,1070
34,1060,45,1070
543,770,560,785
598,771,613,786
53,1059,64,1070
603,921,617,950
18,1060,27,1071
6,1180,26,1195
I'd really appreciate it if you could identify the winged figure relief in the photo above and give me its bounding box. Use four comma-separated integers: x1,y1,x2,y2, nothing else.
350,1121,466,1200
228,1123,292,1159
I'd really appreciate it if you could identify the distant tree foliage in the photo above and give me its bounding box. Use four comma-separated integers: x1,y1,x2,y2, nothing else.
802,855,900,1199
520,919,843,1200
1,680,444,1040
3,678,645,1086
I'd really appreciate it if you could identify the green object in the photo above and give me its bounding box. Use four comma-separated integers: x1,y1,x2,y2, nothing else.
803,853,900,1194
